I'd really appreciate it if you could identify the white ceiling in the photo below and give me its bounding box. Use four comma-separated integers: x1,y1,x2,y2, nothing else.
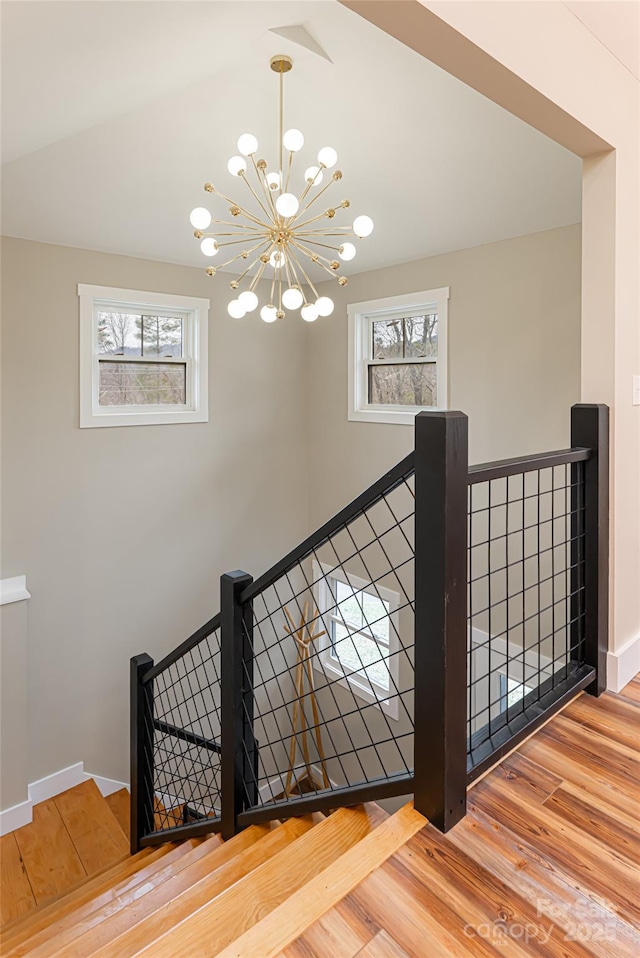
1,1,582,274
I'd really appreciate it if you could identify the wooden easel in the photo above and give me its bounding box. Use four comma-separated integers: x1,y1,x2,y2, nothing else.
283,603,331,796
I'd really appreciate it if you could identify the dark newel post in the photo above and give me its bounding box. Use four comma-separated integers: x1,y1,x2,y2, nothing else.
130,653,154,854
414,410,468,832
221,570,254,840
571,404,609,696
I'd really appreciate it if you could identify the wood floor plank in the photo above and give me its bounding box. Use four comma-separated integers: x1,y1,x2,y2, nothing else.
105,789,130,840
0,844,174,953
36,824,274,958
4,835,222,958
619,677,640,705
53,780,129,875
563,695,640,751
395,825,594,957
214,805,427,958
0,834,36,927
13,799,86,905
543,785,640,864
279,898,379,958
537,715,640,789
348,865,481,958
450,807,640,958
519,735,640,818
490,752,563,806
355,930,412,958
469,783,640,931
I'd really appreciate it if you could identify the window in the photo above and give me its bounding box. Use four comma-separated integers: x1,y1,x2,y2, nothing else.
313,561,400,719
348,287,449,425
78,285,209,427
499,674,534,711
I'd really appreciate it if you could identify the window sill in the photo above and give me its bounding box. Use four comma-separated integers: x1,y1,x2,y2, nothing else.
348,407,445,426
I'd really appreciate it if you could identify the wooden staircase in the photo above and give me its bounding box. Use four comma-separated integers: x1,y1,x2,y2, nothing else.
1,679,639,957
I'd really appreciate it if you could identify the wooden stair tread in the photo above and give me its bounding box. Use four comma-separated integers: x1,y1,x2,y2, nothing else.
12,797,86,906
105,789,130,840
3,834,222,958
214,804,424,958
0,842,173,950
0,834,36,928
91,819,310,958
53,779,129,874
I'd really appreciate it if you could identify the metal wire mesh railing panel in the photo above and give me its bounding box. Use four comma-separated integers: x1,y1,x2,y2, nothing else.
467,461,586,759
145,627,223,834
239,474,416,810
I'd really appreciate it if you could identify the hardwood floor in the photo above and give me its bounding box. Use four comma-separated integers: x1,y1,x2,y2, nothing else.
282,678,640,958
1,677,637,956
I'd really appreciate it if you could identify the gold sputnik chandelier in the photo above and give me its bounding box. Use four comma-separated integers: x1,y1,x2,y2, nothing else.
189,55,374,323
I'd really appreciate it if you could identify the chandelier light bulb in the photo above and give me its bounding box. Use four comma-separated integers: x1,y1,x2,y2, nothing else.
353,215,374,238
283,128,304,152
301,303,319,323
339,242,356,261
315,296,334,317
237,133,258,156
282,286,304,310
190,207,212,230
261,305,278,323
276,193,299,217
227,155,247,176
227,299,246,319
266,171,281,191
317,147,338,169
304,166,323,186
238,290,259,312
200,238,219,257
269,249,287,268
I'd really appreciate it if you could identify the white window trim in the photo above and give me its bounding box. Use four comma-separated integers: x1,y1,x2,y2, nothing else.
312,560,400,720
348,287,449,425
78,284,209,428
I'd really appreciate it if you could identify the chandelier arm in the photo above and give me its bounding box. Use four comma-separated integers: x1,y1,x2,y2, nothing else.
251,156,279,220
249,258,269,292
291,241,342,282
201,230,263,238
233,242,274,285
286,254,311,304
215,239,271,271
270,270,277,306
287,245,321,300
294,240,340,269
216,236,270,249
292,236,342,253
233,208,275,231
278,266,283,314
296,228,356,236
239,172,274,223
284,151,294,194
295,176,340,219
298,165,324,207
293,208,341,231
208,218,263,230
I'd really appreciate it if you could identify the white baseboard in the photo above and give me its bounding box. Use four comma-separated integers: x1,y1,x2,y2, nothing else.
607,634,640,693
0,762,129,836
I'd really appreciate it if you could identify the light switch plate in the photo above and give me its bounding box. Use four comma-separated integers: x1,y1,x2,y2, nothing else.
634,375,640,406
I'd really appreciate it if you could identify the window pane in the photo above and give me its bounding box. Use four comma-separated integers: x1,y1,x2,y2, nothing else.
334,582,364,630
97,312,142,356
369,362,437,406
405,314,438,358
372,319,404,359
99,361,186,406
141,315,183,357
332,623,390,690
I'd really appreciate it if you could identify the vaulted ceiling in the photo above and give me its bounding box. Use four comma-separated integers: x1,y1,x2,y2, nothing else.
1,1,581,273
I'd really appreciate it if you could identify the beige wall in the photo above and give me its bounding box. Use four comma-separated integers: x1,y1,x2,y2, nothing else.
0,601,29,809
307,225,582,529
344,0,640,665
0,236,309,793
